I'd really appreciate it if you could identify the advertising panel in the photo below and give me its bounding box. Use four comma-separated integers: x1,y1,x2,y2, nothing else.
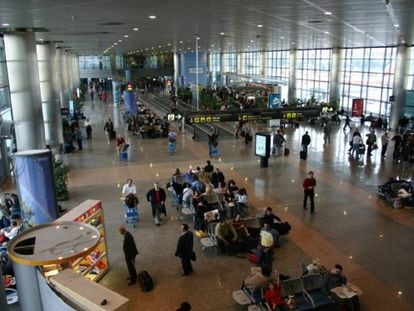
268,93,281,109
352,98,364,117
255,133,270,157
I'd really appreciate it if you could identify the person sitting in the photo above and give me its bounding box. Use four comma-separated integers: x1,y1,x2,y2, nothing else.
243,266,274,289
397,185,414,206
260,207,282,230
183,168,197,184
182,183,193,209
235,188,248,216
263,278,285,311
232,214,250,240
172,168,184,185
223,188,236,218
0,214,25,245
214,218,240,255
322,264,360,311
305,258,326,274
227,179,239,193
194,198,209,232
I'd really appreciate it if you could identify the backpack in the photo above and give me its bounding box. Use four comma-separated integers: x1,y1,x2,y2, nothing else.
137,271,154,292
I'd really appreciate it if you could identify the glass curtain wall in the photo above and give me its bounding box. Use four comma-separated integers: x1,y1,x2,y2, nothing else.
223,52,237,73
340,47,396,116
406,47,414,90
79,56,111,69
241,51,261,76
208,53,221,83
296,49,331,102
265,50,290,82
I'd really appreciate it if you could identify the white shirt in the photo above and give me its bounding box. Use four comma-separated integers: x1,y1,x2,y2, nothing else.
122,183,137,197
183,187,193,201
3,225,21,240
352,135,362,144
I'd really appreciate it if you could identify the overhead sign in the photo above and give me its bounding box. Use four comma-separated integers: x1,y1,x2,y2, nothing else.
186,107,320,124
187,67,204,74
268,93,281,109
167,113,183,121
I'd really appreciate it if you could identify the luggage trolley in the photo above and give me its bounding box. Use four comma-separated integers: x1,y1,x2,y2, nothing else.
124,194,139,228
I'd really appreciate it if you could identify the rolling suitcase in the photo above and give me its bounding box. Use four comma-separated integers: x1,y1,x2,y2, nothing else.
137,271,154,292
284,147,290,156
168,142,176,153
300,150,307,160
211,146,219,158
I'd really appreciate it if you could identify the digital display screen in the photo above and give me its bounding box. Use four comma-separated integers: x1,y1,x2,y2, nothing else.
255,134,267,157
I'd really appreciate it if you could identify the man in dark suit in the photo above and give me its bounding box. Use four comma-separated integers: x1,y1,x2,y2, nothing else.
119,226,139,285
175,223,194,276
146,182,167,225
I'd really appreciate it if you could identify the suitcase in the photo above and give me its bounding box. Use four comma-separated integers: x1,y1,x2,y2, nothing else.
137,271,154,292
300,150,307,160
168,142,176,153
110,130,116,140
284,147,290,156
211,146,219,158
358,144,365,154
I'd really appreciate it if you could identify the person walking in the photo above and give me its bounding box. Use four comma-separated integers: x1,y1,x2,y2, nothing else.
365,130,377,156
301,131,311,153
303,171,316,213
343,115,351,131
323,123,331,144
175,223,194,276
119,226,139,286
146,182,167,225
85,118,92,140
381,132,389,158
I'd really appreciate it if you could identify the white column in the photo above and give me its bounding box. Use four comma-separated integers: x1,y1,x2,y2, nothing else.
4,32,45,150
36,42,62,150
288,49,297,103
390,45,409,130
329,47,343,106
56,47,68,108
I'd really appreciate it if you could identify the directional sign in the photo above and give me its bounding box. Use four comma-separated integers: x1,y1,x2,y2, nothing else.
186,107,320,124
167,113,183,121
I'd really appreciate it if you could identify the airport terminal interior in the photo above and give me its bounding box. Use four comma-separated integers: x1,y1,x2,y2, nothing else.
0,0,414,311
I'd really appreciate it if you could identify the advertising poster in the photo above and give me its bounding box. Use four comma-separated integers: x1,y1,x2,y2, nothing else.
15,150,58,226
112,81,121,105
268,93,281,109
255,133,270,157
352,98,364,117
124,91,137,116
405,91,414,115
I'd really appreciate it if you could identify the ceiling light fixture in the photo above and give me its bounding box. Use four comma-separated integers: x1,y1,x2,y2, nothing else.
324,31,330,34
324,12,332,15
149,15,157,19
257,24,263,28
394,24,399,28
220,32,225,35
118,39,122,42
124,35,129,38
179,40,183,44
280,36,285,39
133,28,139,31
2,23,10,26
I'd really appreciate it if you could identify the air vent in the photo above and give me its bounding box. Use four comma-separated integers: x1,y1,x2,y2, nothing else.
308,20,323,24
97,22,124,26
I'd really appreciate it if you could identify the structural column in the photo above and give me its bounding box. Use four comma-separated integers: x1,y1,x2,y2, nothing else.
173,52,180,88
219,51,224,85
329,47,342,106
288,49,297,103
4,31,45,150
260,50,266,78
36,42,62,151
56,47,68,109
390,45,408,130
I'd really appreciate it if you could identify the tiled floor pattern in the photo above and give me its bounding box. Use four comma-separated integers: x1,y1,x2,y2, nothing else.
1,97,413,311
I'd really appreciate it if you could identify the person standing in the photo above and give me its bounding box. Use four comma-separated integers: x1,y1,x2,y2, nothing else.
122,178,137,197
343,115,351,131
119,226,139,286
175,223,194,276
365,130,377,156
301,131,311,153
104,118,114,140
146,182,167,225
323,123,331,144
381,132,389,158
303,171,316,213
74,127,83,150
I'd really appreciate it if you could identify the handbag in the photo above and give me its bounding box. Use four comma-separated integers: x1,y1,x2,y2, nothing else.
191,251,196,261
372,143,378,150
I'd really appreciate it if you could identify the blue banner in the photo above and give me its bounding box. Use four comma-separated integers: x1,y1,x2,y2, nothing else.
15,150,58,226
268,93,281,109
124,91,137,117
112,81,121,105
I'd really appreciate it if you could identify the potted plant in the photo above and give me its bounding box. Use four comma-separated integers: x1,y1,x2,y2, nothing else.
53,160,69,201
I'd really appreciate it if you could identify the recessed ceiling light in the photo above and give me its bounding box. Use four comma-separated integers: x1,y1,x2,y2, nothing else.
118,39,122,42
324,31,330,34
257,24,263,28
196,37,200,40
179,40,183,44
149,15,157,19
401,40,406,43
280,36,285,39
133,27,139,31
158,45,162,48
250,40,254,43
291,42,295,45
394,24,399,28
167,43,171,46
324,12,332,15
2,23,10,26
211,44,215,47
114,43,118,46
124,35,129,38
220,32,225,35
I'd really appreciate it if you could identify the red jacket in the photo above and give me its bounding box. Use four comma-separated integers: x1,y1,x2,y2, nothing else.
303,177,316,192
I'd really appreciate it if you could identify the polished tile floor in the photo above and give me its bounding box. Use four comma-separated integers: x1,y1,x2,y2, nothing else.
2,97,414,311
